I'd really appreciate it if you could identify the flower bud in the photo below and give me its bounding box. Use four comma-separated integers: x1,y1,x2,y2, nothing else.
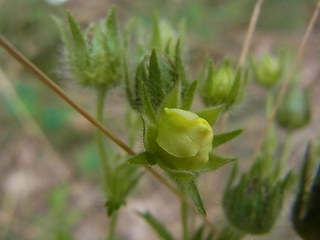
276,84,311,131
203,63,235,106
156,108,213,170
251,54,282,88
292,143,320,240
223,157,291,234
57,7,122,90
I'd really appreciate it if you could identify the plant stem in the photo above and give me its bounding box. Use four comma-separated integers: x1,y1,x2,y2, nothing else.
96,88,109,175
108,212,118,240
181,201,188,240
275,132,293,178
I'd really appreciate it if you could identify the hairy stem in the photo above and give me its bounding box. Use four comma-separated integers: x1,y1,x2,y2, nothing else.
181,201,188,240
108,212,118,240
96,88,109,175
275,132,293,179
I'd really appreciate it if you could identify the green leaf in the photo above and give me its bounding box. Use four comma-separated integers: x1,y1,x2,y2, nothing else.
66,11,90,69
138,212,174,240
212,129,243,148
197,152,237,172
191,224,205,240
186,180,206,215
147,49,164,108
181,80,197,110
195,105,223,126
127,151,155,166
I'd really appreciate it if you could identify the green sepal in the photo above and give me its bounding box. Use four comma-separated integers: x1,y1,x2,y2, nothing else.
143,123,158,153
66,11,90,70
186,180,206,215
159,81,181,111
138,212,174,240
190,224,205,240
147,49,164,108
124,56,136,110
212,129,243,148
181,80,197,110
196,152,237,173
175,39,187,85
226,68,242,109
105,6,119,50
53,16,71,58
127,151,157,166
162,164,196,182
195,105,223,126
150,12,161,49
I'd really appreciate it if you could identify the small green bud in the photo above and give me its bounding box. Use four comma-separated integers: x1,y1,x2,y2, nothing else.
276,84,311,131
203,62,235,106
57,8,123,90
251,54,282,88
156,108,213,170
292,143,320,240
200,60,248,109
223,157,291,234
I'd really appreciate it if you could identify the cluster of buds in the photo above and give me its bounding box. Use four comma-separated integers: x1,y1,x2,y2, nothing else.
126,44,242,214
55,7,122,90
200,59,248,110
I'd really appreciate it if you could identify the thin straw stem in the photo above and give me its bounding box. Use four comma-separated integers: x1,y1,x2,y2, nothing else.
237,0,265,67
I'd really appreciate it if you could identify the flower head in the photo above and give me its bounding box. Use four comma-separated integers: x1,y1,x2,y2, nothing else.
156,108,213,170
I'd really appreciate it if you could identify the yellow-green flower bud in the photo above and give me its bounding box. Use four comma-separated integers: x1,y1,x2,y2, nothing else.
156,108,213,170
253,54,282,88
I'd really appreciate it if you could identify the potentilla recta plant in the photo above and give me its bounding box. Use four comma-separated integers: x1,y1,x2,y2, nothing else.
0,1,319,240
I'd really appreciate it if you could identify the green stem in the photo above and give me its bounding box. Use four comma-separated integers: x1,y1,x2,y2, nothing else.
181,200,188,240
266,91,274,118
108,212,118,240
275,132,293,178
96,88,109,175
